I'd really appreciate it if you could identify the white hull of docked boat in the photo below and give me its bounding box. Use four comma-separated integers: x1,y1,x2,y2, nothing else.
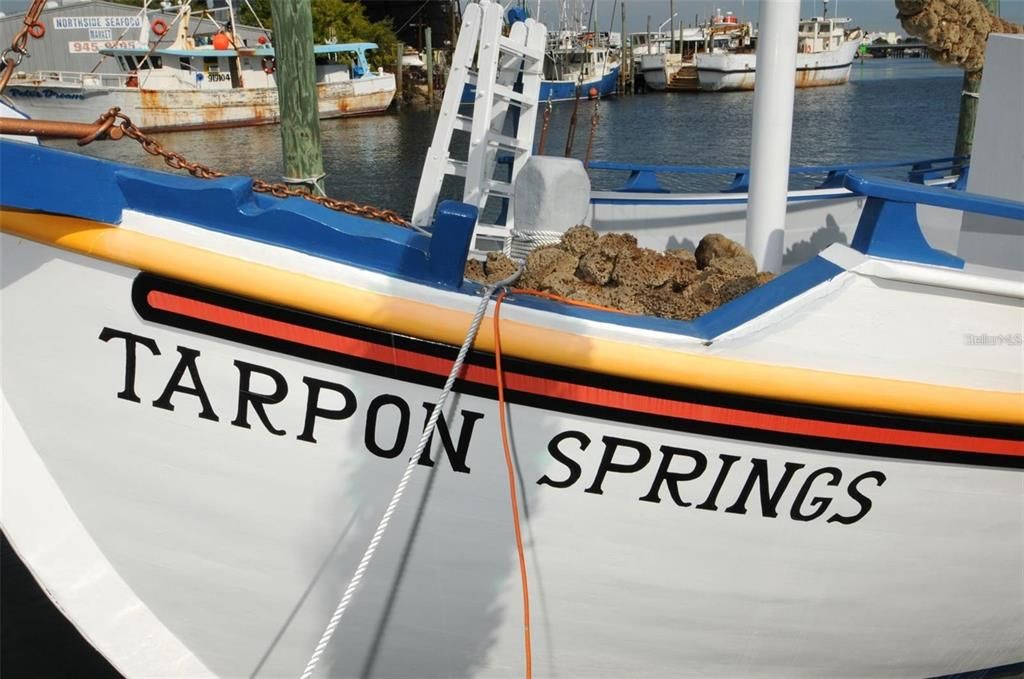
3,74,396,131
697,36,861,91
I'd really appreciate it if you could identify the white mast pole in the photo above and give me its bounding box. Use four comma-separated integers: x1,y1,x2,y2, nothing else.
744,0,800,273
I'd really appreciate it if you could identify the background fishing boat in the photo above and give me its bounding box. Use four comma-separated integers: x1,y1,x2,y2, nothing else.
640,10,750,93
542,27,620,100
696,15,862,91
3,4,395,131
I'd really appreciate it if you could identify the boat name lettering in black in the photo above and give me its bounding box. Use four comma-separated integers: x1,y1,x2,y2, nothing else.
101,327,887,524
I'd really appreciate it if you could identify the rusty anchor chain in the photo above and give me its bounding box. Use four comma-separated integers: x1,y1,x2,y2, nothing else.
105,109,411,227
0,0,48,92
1,107,411,228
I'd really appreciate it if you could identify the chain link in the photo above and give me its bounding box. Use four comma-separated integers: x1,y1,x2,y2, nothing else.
0,0,47,92
82,108,411,228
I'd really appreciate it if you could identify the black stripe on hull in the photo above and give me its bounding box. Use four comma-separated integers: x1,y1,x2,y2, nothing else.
132,275,1024,469
697,61,854,74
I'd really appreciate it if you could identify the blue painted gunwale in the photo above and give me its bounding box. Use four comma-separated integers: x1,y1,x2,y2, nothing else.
5,143,1016,342
590,192,852,206
0,138,844,341
588,156,966,194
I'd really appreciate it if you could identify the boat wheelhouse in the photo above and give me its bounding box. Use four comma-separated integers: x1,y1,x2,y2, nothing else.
3,7,395,132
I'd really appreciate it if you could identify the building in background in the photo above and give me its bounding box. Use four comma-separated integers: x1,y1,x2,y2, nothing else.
0,0,267,76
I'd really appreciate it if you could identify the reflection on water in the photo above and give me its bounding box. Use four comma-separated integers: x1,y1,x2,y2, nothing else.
49,59,963,218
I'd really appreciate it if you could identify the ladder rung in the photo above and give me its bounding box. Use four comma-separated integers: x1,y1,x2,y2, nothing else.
466,69,478,85
454,114,473,132
475,224,512,237
486,132,529,153
445,158,468,177
492,83,536,107
484,180,513,198
498,37,544,62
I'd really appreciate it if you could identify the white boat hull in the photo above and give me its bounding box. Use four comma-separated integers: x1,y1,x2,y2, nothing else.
1,206,1021,678
696,40,860,91
3,74,396,131
640,53,669,90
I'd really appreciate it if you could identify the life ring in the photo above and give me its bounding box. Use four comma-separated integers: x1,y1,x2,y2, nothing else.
27,22,45,39
151,18,168,37
262,56,275,74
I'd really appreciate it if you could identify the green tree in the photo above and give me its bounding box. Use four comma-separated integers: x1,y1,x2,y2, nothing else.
237,0,274,29
309,0,397,67
112,0,395,66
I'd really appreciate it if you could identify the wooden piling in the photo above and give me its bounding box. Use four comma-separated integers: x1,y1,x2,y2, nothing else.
621,1,629,94
425,27,434,106
395,41,404,107
954,0,998,162
669,0,674,53
269,0,325,195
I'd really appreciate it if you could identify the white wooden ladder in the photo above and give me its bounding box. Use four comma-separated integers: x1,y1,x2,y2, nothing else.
411,0,546,253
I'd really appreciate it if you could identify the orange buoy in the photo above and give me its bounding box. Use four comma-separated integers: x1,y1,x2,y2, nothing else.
151,18,168,36
257,35,268,45
588,87,599,98
212,32,231,50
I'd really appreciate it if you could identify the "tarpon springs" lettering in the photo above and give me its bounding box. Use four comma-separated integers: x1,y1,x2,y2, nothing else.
100,327,886,525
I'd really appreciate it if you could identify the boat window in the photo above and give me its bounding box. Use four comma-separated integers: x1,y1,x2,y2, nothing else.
138,56,162,69
179,57,191,70
124,56,137,70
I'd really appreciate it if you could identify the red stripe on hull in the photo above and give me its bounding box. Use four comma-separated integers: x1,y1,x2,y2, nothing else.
148,290,1024,459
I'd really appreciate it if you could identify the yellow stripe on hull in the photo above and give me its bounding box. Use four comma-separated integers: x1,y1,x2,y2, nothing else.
2,207,1021,426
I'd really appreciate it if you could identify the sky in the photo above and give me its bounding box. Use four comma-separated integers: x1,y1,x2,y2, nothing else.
1,0,1023,35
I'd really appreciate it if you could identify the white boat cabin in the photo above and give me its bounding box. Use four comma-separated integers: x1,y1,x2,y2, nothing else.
798,17,856,54
101,42,380,91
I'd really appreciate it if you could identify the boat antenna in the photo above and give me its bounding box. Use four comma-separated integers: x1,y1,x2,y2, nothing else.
823,0,828,19
242,0,273,43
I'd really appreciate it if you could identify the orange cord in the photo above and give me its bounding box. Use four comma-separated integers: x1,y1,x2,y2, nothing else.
510,287,642,315
493,289,532,679
491,286,637,678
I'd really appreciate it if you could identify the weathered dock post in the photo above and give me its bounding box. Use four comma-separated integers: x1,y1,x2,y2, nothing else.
269,0,325,196
621,1,630,94
954,0,1000,162
425,27,435,106
395,42,404,108
668,0,675,53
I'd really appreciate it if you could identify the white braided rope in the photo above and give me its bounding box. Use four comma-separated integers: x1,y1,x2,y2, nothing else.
299,268,523,679
504,228,567,262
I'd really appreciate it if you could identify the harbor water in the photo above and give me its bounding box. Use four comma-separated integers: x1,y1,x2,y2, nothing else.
3,58,965,679
49,59,965,217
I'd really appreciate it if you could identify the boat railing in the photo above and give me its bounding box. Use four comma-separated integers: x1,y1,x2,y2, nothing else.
843,172,1024,269
587,156,968,194
9,70,138,89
